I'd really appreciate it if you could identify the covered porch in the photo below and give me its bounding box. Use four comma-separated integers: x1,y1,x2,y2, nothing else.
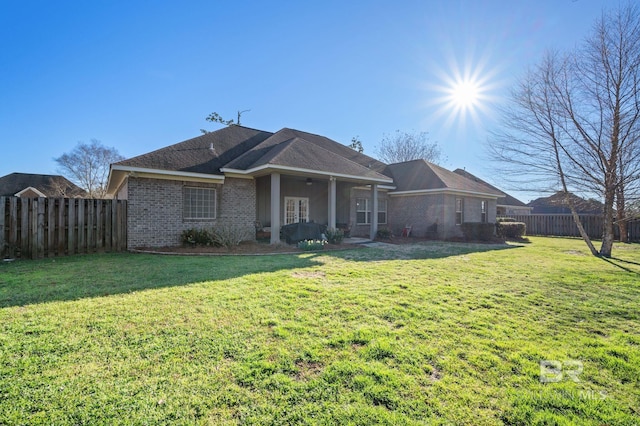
254,172,389,244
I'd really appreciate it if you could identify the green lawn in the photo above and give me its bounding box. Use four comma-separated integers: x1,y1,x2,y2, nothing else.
0,237,638,425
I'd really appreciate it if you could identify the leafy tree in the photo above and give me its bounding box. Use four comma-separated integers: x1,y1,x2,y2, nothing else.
349,136,364,153
201,110,250,133
376,130,444,165
488,4,640,257
55,139,124,199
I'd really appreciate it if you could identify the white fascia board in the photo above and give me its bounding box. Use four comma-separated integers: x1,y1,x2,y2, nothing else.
389,188,502,198
106,165,225,195
111,165,225,181
220,164,394,184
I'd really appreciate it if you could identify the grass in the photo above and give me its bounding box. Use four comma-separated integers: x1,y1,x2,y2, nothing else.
0,237,638,425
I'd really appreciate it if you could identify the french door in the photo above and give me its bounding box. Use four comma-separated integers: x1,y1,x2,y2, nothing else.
284,197,309,224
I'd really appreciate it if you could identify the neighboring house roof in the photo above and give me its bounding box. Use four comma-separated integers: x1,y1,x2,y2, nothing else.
384,160,503,197
452,168,529,207
0,173,86,197
528,192,605,214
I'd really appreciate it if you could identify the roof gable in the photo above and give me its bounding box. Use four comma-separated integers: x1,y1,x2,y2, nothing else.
386,160,503,195
452,169,526,206
235,136,392,181
223,128,387,174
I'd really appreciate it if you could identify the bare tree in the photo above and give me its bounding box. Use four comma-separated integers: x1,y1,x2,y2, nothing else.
489,4,640,257
55,140,124,199
376,130,444,165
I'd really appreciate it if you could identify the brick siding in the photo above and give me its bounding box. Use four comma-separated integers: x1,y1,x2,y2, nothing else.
125,177,256,248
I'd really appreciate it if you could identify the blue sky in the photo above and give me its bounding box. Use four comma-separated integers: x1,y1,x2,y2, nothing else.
1,0,612,201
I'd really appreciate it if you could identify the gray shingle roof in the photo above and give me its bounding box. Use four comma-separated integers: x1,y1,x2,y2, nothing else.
115,126,272,174
452,168,525,206
116,126,391,182
385,160,503,195
0,173,86,197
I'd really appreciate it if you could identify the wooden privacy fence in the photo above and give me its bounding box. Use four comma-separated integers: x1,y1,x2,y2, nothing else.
0,197,127,259
506,214,640,242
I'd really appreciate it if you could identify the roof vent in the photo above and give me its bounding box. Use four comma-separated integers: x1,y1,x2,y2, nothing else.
209,143,216,155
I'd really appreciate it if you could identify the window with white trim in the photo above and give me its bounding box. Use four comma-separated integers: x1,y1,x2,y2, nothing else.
455,198,464,225
378,199,387,224
356,198,387,225
481,200,487,223
183,187,217,219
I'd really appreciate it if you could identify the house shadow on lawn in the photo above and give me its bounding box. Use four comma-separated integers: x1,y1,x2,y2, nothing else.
0,252,323,308
324,240,524,263
0,241,524,308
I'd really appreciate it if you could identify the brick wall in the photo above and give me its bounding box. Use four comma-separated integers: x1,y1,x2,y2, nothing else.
388,193,445,237
125,177,256,248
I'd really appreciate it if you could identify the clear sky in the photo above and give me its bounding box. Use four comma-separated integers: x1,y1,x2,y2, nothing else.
0,0,613,201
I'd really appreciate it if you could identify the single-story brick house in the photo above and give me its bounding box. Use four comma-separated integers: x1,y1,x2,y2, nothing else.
106,125,503,248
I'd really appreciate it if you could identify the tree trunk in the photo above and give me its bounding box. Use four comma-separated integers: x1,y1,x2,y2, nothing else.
616,186,628,243
600,186,616,257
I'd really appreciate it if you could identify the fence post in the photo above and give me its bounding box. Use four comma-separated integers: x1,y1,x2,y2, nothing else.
0,197,5,259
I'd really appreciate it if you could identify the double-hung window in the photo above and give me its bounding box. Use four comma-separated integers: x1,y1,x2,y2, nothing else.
184,187,217,219
356,198,387,225
455,198,464,225
481,200,487,223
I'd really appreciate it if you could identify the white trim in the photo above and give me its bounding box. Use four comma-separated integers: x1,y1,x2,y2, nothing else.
220,164,393,184
14,186,46,197
389,188,501,198
107,165,225,195
111,165,225,181
183,186,217,220
498,204,533,210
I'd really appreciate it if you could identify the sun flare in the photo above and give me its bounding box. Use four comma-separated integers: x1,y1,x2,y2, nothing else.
450,80,480,109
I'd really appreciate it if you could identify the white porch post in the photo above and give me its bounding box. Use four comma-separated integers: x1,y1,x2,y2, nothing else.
270,172,281,244
328,177,336,230
370,183,378,240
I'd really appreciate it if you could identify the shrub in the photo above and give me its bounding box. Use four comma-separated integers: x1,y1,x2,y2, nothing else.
181,228,215,246
297,239,326,251
496,217,516,223
211,225,251,249
461,222,495,241
376,228,392,240
496,221,526,239
325,228,344,245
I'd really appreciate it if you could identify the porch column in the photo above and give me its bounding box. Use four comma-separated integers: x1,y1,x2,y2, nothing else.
370,183,378,239
270,172,281,244
328,176,336,230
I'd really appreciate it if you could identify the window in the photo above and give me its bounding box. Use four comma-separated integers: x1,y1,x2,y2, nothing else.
356,198,387,224
378,199,387,224
455,198,464,225
284,197,309,224
183,187,216,219
356,198,370,224
481,200,487,223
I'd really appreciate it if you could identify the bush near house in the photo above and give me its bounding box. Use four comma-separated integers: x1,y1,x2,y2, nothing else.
496,221,527,239
461,222,495,241
375,228,392,240
325,228,344,245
